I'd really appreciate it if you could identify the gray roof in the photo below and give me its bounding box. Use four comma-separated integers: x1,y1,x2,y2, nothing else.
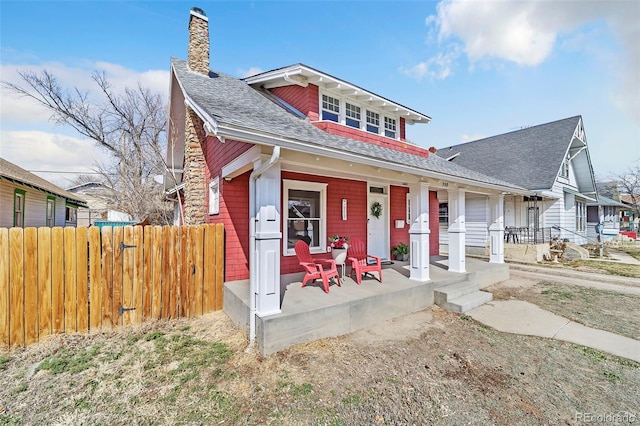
436,116,582,190
171,58,525,192
588,195,628,208
0,158,87,206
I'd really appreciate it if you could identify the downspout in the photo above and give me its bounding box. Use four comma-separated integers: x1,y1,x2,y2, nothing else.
246,146,281,352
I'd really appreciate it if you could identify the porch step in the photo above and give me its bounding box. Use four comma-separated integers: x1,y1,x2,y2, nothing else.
434,280,493,313
443,290,493,313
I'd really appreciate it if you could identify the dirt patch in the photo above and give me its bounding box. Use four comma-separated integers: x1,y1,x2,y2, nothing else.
1,300,639,425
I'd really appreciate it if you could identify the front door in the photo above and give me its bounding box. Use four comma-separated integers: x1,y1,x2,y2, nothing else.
367,190,389,260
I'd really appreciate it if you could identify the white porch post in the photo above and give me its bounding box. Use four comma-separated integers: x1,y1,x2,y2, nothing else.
254,161,282,316
448,188,466,273
408,182,430,282
488,194,505,264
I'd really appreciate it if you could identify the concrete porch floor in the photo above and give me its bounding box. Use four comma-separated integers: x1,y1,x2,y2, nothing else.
224,256,509,355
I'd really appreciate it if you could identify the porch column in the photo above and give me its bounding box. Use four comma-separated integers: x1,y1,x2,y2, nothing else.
488,194,505,263
408,182,430,282
254,160,282,316
448,188,466,273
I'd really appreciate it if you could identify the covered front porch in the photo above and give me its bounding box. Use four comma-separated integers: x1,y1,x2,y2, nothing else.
224,256,508,355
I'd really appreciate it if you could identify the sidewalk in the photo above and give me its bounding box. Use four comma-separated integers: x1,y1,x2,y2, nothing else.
467,300,640,363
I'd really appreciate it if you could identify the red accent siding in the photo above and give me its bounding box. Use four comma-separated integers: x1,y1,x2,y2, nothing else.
270,85,427,157
202,136,254,282
390,186,409,254
429,191,439,256
281,172,368,275
271,84,319,121
389,187,440,257
313,121,430,158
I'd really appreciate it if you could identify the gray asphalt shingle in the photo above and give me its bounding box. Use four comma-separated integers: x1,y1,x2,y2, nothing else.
171,58,525,191
436,116,582,190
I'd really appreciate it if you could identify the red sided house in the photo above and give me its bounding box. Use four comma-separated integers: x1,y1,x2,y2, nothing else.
166,8,527,353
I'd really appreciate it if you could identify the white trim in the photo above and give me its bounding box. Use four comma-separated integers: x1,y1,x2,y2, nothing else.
215,122,529,195
244,64,431,124
221,145,262,179
283,179,327,256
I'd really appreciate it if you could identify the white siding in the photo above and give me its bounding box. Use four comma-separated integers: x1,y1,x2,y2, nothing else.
466,195,488,247
0,179,70,228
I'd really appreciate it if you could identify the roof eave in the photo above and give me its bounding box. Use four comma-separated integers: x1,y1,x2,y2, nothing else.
244,64,431,125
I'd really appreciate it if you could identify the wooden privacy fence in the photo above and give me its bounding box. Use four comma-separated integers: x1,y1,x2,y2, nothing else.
0,223,224,350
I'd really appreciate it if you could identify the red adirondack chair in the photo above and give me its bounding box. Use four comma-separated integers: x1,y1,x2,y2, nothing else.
347,238,382,285
294,240,341,293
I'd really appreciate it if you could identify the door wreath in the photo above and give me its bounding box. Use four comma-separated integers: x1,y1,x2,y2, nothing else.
370,201,383,219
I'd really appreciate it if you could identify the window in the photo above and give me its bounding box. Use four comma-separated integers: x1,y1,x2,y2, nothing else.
65,205,77,223
46,196,56,227
439,203,448,224
576,200,586,232
284,180,327,255
209,177,220,215
384,117,397,138
321,94,339,122
366,110,379,134
560,157,569,179
14,189,25,227
345,102,361,128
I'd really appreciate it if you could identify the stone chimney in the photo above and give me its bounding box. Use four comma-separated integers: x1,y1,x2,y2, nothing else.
188,7,210,75
183,7,209,225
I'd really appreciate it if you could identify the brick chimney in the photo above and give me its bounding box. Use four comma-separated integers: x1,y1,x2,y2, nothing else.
188,7,210,75
183,7,209,225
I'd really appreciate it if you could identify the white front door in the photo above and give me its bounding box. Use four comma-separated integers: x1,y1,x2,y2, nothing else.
368,191,389,260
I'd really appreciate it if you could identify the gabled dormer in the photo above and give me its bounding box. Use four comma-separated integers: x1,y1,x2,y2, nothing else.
244,64,432,156
557,116,596,196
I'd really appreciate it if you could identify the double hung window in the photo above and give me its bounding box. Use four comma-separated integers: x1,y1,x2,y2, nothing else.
14,189,25,227
209,177,220,215
384,117,397,138
321,94,339,122
284,180,326,255
366,110,379,134
345,102,361,128
46,196,55,226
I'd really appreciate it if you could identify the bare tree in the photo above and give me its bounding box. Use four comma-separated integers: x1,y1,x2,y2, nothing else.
615,162,640,217
2,69,174,224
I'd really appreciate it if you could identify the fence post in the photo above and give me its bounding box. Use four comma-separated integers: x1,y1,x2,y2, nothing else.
0,228,10,349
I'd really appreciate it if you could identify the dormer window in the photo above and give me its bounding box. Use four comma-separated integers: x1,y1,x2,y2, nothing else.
345,102,361,128
384,117,397,138
560,157,569,179
321,94,339,122
366,110,379,134
318,90,402,140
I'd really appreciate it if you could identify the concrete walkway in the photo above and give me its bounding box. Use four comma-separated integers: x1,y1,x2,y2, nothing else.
468,300,640,363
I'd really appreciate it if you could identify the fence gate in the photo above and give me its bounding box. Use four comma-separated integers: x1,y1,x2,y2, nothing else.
0,223,224,349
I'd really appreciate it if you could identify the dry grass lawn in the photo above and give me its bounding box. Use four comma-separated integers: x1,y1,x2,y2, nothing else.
1,298,639,425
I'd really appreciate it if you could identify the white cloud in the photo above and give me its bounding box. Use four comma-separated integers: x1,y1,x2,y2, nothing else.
417,0,639,124
400,49,460,81
460,133,485,143
0,130,111,186
1,61,170,126
237,67,263,78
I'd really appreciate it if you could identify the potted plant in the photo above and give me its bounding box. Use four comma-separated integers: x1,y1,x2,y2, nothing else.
392,242,409,261
328,235,349,264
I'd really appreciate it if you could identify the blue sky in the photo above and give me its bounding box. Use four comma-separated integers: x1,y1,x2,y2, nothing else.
1,0,639,187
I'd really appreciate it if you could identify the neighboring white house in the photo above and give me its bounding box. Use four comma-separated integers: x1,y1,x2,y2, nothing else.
66,181,133,226
0,157,87,228
437,116,598,247
587,195,628,242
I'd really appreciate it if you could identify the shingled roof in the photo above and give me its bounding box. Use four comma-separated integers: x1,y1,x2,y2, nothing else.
436,116,583,191
0,158,87,206
170,58,526,192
